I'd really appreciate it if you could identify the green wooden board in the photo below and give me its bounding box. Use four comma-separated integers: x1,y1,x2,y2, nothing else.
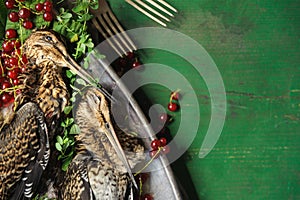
109,0,300,199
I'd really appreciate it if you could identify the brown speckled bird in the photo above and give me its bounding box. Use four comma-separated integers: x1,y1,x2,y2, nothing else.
60,88,145,200
0,102,49,199
0,30,100,199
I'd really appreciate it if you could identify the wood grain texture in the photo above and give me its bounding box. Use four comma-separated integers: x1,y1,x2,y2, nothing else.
109,0,300,199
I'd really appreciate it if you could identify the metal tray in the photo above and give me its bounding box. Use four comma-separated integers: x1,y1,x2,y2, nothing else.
84,46,183,200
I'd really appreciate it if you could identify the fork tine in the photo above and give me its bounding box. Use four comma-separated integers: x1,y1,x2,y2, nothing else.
126,0,167,27
146,0,174,17
102,13,131,54
157,0,178,13
108,11,137,52
92,17,124,57
135,0,170,22
91,0,137,56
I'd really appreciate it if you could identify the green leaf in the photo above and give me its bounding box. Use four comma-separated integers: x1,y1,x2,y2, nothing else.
66,70,75,78
62,156,73,171
56,135,64,145
70,33,79,43
70,96,76,102
61,121,66,127
75,78,86,86
70,124,80,135
55,143,62,152
62,12,72,19
0,0,7,39
64,105,73,115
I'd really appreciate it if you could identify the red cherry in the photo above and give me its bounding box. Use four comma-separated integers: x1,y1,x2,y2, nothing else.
162,145,170,154
43,1,53,12
18,8,31,19
9,57,18,67
21,55,28,64
138,173,149,184
8,11,19,22
5,0,16,9
1,93,14,105
132,60,141,69
20,65,27,73
150,139,161,151
16,89,22,95
142,193,154,200
5,29,17,39
1,81,11,90
8,70,18,79
149,150,159,159
11,39,21,49
23,21,33,29
167,102,178,112
2,41,13,52
43,12,53,21
159,137,167,146
171,91,180,100
159,113,169,123
12,78,19,85
35,3,43,11
4,59,10,67
126,51,135,59
11,49,21,57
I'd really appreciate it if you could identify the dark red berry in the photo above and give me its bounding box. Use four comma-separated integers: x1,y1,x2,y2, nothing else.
171,91,180,100
23,20,33,29
43,1,52,12
9,57,18,67
162,145,170,154
159,113,169,123
18,8,31,19
5,0,16,9
21,55,28,64
35,3,43,11
132,60,141,69
21,65,27,73
8,11,19,22
150,139,161,151
43,12,53,21
142,193,154,200
4,59,10,67
159,137,167,146
126,51,135,59
1,93,14,105
12,78,19,85
149,150,159,159
2,41,13,52
167,102,178,112
1,81,11,90
11,49,21,57
138,173,149,184
8,70,18,79
10,39,21,49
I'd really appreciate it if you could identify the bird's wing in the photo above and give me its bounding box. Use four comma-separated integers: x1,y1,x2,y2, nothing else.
61,154,94,200
0,102,49,200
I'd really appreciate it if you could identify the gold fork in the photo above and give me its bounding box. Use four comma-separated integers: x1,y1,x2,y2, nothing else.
125,0,177,27
90,0,137,57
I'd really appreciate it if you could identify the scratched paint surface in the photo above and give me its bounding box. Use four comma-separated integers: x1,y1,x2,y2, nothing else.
110,1,300,199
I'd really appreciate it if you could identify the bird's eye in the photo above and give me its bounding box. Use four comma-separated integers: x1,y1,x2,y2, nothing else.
45,36,53,42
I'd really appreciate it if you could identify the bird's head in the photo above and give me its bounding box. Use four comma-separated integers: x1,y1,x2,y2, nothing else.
23,30,95,85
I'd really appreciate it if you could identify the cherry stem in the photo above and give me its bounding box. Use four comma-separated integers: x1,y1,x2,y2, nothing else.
169,89,181,102
134,147,162,176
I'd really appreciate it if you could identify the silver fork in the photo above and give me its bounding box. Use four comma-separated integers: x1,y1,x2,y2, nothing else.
90,0,137,57
125,0,177,27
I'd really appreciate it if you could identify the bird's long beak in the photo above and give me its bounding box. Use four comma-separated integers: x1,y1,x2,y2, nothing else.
64,55,113,102
103,121,138,189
